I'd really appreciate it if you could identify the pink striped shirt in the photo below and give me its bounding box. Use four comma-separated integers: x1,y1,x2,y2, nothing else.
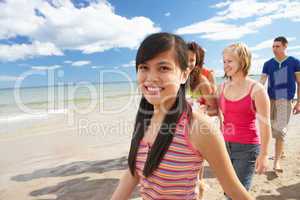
135,112,203,199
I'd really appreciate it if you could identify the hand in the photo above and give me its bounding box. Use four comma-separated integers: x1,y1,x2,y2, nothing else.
197,180,209,200
255,154,268,174
199,104,208,113
293,102,300,115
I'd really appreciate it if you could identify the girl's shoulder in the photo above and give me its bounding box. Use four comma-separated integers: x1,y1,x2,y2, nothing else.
217,79,229,92
247,77,263,88
247,78,265,99
188,110,222,155
190,110,219,141
198,73,210,83
201,67,214,77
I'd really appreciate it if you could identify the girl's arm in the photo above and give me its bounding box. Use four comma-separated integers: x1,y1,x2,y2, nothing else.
111,169,139,200
190,113,253,200
207,70,217,94
198,74,218,116
216,83,223,129
252,83,271,174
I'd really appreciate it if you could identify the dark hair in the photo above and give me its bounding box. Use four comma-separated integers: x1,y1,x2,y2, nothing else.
128,32,192,177
274,36,288,46
187,42,205,91
187,42,203,67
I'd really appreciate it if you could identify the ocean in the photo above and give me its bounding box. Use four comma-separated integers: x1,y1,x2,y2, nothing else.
0,75,262,131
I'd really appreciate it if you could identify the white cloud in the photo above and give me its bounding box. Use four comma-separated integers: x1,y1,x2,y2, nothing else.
91,66,105,69
270,1,300,22
176,17,271,40
0,41,63,62
71,60,91,67
176,15,274,40
290,51,300,56
289,45,300,50
0,0,44,39
203,27,253,40
251,58,267,75
0,75,21,82
214,68,226,77
121,60,135,68
65,60,93,67
0,0,160,61
18,63,29,67
211,1,231,9
252,53,260,59
250,39,274,51
31,65,61,71
250,37,296,51
176,19,235,35
175,0,300,41
245,16,272,29
164,12,171,17
214,0,282,20
64,60,72,64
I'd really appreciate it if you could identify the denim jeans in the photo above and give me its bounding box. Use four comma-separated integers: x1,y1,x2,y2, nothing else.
225,142,260,200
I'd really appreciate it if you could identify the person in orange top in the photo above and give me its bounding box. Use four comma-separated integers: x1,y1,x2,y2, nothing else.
187,42,218,199
187,42,217,116
197,45,216,94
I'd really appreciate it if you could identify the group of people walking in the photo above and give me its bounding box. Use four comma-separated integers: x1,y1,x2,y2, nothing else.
111,33,300,200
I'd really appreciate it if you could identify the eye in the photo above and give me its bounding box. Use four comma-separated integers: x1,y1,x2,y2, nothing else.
160,66,170,72
138,65,148,71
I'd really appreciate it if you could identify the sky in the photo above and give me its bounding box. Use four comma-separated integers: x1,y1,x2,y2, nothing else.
1,0,300,89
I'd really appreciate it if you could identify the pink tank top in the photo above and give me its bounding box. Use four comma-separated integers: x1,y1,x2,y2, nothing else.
219,83,260,144
135,112,203,200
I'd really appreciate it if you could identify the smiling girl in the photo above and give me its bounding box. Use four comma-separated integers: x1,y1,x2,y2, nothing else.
111,33,253,200
219,43,271,199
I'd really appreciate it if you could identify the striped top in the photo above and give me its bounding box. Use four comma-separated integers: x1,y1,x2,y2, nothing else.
135,112,203,200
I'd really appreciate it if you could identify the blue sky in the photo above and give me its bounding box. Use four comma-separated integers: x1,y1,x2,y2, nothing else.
1,0,300,89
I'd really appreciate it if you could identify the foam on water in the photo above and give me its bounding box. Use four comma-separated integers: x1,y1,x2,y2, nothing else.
0,109,68,124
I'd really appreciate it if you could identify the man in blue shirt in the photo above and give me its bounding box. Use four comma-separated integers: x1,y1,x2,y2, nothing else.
260,36,300,173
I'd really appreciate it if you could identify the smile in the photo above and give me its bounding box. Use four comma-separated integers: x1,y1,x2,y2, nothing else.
144,85,164,95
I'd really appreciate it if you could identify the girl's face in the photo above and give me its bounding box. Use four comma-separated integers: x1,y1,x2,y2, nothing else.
188,50,196,69
137,50,189,106
223,52,240,77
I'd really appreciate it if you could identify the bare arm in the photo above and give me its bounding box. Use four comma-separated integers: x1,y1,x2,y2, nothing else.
207,70,217,94
111,169,139,200
293,73,300,114
190,113,253,200
216,84,224,129
259,74,268,85
198,74,212,95
198,74,218,116
252,83,271,174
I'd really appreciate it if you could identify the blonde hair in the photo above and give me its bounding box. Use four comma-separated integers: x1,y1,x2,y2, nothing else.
223,43,252,76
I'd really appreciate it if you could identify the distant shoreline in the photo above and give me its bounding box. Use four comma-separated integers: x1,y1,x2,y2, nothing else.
0,74,262,91
0,80,138,91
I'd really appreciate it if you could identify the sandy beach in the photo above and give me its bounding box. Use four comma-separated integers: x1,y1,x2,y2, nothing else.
1,0,300,199
0,95,300,200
